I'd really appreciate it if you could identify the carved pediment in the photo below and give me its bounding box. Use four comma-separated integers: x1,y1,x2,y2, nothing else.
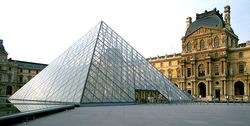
186,27,222,38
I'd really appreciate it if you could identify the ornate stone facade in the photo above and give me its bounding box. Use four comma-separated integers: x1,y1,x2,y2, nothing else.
0,39,47,102
148,6,250,102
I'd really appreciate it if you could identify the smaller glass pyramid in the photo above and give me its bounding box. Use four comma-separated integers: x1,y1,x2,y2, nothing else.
10,21,192,104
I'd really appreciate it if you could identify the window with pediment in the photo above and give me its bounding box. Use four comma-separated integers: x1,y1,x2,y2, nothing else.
238,63,245,74
198,64,205,77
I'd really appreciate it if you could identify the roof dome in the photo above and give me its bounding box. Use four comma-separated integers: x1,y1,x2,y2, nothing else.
185,8,234,35
186,15,224,35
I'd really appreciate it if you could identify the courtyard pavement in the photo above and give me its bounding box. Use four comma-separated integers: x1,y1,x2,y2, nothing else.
14,103,250,126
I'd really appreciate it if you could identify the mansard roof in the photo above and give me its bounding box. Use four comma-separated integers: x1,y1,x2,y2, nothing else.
186,8,234,35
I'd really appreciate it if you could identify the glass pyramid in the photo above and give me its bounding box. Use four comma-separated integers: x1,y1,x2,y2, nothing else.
10,21,192,104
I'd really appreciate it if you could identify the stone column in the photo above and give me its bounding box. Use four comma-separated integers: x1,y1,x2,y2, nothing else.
232,80,234,97
221,80,224,95
210,81,213,96
206,82,209,96
207,62,209,75
192,63,194,77
207,81,210,95
224,60,227,75
209,61,212,76
224,80,227,95
221,60,224,74
191,82,193,95
181,65,184,77
193,82,196,96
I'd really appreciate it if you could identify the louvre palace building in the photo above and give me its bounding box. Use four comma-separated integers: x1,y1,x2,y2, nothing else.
148,5,250,102
0,39,47,103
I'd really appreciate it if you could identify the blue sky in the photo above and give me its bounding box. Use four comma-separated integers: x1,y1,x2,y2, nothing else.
0,0,249,64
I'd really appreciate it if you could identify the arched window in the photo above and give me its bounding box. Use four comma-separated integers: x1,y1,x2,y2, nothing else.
198,83,206,97
234,81,244,95
214,36,220,48
198,64,205,76
200,39,205,49
6,86,12,95
187,42,192,51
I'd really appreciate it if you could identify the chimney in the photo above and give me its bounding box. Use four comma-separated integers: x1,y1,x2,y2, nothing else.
186,17,192,29
224,5,231,26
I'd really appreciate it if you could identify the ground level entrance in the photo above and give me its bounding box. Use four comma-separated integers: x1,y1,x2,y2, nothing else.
135,90,168,104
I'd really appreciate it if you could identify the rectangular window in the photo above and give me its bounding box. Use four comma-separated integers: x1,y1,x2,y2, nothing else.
187,68,191,77
169,61,172,66
9,67,12,71
239,64,244,74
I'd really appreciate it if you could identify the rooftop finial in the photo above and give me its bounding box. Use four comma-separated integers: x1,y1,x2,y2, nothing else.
224,5,231,26
186,17,192,29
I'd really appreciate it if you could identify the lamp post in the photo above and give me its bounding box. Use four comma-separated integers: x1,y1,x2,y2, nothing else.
199,95,202,104
226,95,229,104
212,95,215,104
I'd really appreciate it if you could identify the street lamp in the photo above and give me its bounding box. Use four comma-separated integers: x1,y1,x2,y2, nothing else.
226,95,229,104
199,95,202,104
212,95,215,104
